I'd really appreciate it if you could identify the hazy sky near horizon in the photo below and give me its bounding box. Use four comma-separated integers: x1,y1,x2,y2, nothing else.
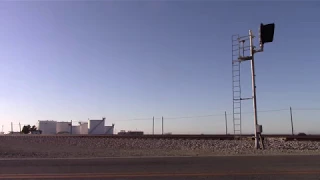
1,1,320,134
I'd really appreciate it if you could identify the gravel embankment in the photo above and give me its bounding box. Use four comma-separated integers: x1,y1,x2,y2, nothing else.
0,136,320,158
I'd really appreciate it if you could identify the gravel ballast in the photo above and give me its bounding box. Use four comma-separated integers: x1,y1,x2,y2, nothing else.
0,136,320,158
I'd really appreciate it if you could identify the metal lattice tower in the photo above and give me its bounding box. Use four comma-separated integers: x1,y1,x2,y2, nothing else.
232,34,252,135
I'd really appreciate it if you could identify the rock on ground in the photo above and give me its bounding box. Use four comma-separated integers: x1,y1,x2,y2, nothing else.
0,136,319,158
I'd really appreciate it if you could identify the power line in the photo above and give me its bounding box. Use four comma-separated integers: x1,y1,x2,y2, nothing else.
6,108,320,126
114,118,153,122
165,114,225,120
164,109,290,120
241,108,289,115
293,108,320,111
113,108,320,122
106,109,293,122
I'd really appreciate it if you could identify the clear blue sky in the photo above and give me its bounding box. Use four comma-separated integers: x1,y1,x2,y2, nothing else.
1,1,320,134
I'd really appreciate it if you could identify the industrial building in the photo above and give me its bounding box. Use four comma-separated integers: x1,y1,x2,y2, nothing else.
56,122,71,134
38,118,114,135
79,122,88,134
71,122,88,135
88,117,114,135
38,120,57,134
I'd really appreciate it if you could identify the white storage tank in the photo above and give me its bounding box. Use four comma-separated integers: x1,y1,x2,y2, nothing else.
80,123,88,134
105,124,115,135
38,120,57,134
72,126,80,134
56,122,71,134
88,118,105,134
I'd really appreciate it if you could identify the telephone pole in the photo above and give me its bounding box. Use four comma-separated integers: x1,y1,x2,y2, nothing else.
161,116,164,135
152,116,154,135
224,111,228,135
290,107,294,135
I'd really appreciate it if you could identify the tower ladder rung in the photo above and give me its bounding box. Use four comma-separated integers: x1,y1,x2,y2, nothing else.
232,34,243,136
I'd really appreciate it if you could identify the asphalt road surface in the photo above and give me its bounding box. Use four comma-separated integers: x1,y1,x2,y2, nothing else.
1,155,320,180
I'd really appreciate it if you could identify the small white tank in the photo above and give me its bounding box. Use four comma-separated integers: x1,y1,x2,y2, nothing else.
38,120,57,134
56,122,71,134
80,123,88,134
105,124,114,135
88,119,105,134
72,126,80,134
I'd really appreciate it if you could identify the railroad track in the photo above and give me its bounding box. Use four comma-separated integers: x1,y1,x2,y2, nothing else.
3,134,320,141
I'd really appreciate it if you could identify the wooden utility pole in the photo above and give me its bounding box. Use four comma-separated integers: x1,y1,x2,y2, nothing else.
70,120,73,134
225,111,228,135
161,116,164,135
290,107,294,135
152,116,154,135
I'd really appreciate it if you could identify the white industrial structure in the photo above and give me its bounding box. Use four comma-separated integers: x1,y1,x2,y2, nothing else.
88,117,114,135
105,125,114,134
38,120,57,134
79,122,88,134
56,122,71,134
72,125,80,134
38,118,114,135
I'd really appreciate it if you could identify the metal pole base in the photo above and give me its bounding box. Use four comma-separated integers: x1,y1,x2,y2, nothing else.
260,134,265,150
255,136,260,149
255,134,265,149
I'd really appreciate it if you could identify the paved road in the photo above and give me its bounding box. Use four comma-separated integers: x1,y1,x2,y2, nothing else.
0,155,320,179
